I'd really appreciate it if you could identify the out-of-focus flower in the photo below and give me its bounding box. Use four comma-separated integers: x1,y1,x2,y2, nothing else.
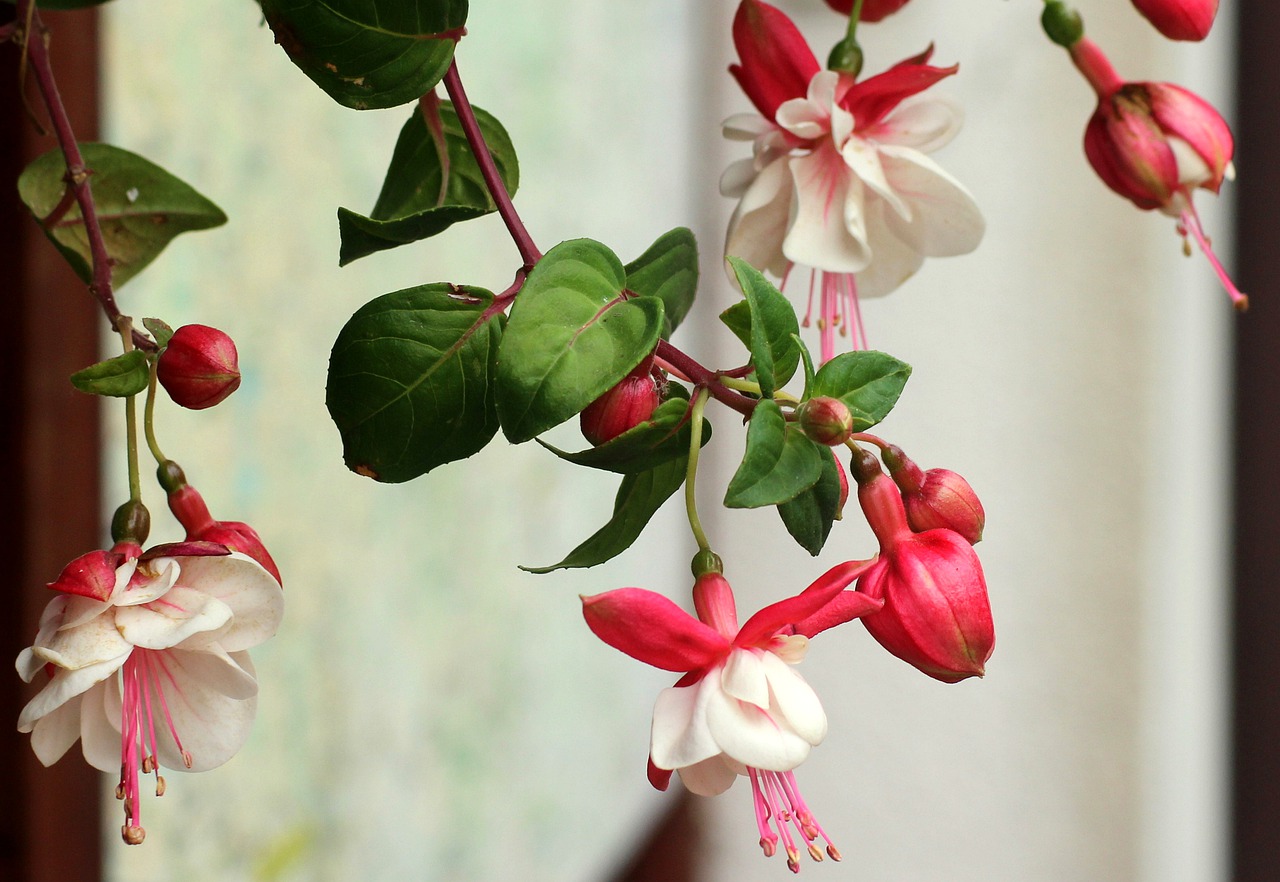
850,448,993,682
1130,0,1218,41
824,0,913,22
16,543,283,844
156,324,242,410
582,562,879,871
723,0,983,361
1070,37,1246,309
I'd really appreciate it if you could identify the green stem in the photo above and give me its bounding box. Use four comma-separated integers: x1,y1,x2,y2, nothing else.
143,361,168,465
117,317,142,503
846,0,866,41
684,387,713,555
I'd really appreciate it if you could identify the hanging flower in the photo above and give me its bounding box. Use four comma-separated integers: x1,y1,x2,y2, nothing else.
723,0,984,361
16,542,284,844
582,561,879,872
1069,36,1245,309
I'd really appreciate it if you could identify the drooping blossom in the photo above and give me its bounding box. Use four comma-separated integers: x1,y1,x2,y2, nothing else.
1069,37,1246,309
16,542,284,844
850,448,993,682
1130,0,1218,41
582,562,880,872
579,355,664,446
722,0,984,361
162,462,282,584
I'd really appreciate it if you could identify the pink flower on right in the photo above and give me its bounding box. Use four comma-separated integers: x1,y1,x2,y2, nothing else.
1070,37,1246,309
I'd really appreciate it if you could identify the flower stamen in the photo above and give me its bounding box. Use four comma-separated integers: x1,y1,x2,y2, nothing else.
749,767,837,873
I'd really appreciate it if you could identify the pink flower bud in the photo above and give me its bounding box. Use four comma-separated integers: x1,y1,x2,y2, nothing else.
579,360,662,446
1130,0,1218,41
167,483,282,585
824,0,912,22
156,324,242,410
796,397,854,446
882,445,985,544
851,449,993,682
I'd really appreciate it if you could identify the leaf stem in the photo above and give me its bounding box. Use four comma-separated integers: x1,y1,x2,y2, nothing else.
684,387,713,555
15,2,155,351
442,61,542,269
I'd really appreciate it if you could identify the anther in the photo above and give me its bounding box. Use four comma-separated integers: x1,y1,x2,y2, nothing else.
155,776,166,797
827,844,843,861
141,756,154,774
181,750,193,769
122,825,146,845
115,782,126,800
759,838,777,858
808,843,824,862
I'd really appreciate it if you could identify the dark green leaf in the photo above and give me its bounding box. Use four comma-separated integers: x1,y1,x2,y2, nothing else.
338,100,519,264
70,350,149,397
720,301,752,351
623,228,698,338
777,446,842,555
521,456,687,573
258,0,467,110
495,239,665,444
809,350,912,431
727,257,800,399
538,384,710,474
725,399,823,508
17,144,226,289
326,283,503,483
143,318,174,349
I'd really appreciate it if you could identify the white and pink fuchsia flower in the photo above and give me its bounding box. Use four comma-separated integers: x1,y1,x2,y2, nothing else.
582,561,880,873
16,541,283,844
722,0,984,361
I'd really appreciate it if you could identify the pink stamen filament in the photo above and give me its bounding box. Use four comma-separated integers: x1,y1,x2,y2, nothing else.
116,648,193,844
1180,204,1249,311
749,768,836,873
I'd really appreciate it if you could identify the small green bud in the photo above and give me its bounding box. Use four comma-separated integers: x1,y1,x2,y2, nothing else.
1041,1,1084,48
111,499,151,545
156,459,188,494
827,38,863,78
691,549,724,578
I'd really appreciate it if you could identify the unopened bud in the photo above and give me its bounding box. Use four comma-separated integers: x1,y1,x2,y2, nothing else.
797,397,854,446
110,499,151,546
156,324,241,410
823,0,912,22
1131,0,1217,41
1042,1,1084,47
882,445,985,544
579,360,661,446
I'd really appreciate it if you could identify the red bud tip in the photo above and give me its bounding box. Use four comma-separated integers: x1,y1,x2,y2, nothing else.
157,324,242,410
1131,0,1218,41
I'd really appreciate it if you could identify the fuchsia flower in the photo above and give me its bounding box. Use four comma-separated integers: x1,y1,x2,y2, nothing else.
582,562,880,872
851,449,993,683
1070,37,1246,309
16,542,283,844
722,0,983,361
168,481,282,585
1130,0,1218,41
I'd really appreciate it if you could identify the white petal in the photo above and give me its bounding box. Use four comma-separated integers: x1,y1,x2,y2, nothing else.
18,652,129,732
650,673,721,771
777,100,827,142
28,692,84,766
723,113,773,142
36,614,132,670
173,553,284,653
865,97,964,154
783,147,871,273
725,157,793,279
57,595,114,632
852,200,925,298
144,648,259,772
115,558,180,607
720,158,758,200
80,679,122,773
114,586,233,651
842,137,910,220
761,652,827,746
720,648,769,709
704,681,812,772
878,146,985,257
677,754,740,797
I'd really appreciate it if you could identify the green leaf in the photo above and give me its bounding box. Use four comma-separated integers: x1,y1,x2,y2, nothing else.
720,301,752,351
143,318,174,348
727,257,800,399
326,283,503,483
521,456,687,573
258,0,467,110
17,144,227,289
809,350,912,431
623,228,698,338
777,446,842,556
70,350,149,398
495,239,665,444
538,384,710,474
338,100,519,265
725,399,823,508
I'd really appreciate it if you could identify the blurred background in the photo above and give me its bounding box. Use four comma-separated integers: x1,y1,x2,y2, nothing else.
8,0,1278,879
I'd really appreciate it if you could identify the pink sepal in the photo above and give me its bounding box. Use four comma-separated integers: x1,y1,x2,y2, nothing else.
730,0,820,121
196,522,282,585
581,588,730,672
824,0,912,22
839,46,958,129
648,757,674,792
141,540,231,561
46,549,123,600
1084,105,1177,209
1131,0,1218,41
1147,83,1233,192
736,558,874,647
791,589,883,638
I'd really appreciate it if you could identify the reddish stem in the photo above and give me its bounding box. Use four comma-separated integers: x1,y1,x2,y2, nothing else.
17,3,154,351
656,340,758,418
